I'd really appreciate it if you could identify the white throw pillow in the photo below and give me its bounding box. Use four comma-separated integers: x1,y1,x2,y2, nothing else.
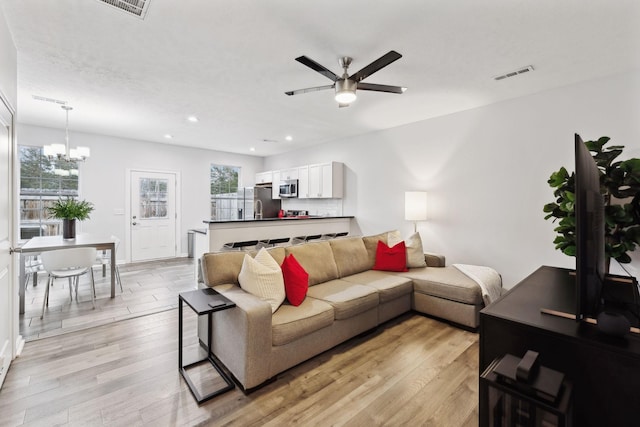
238,248,285,313
387,230,427,268
405,232,427,268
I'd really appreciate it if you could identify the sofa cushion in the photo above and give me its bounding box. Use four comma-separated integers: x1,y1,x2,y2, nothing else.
329,237,370,277
373,241,408,272
399,266,483,305
271,298,334,346
388,231,427,268
306,279,379,320
201,251,246,286
281,254,309,306
362,231,389,269
285,241,339,286
342,270,413,303
238,248,285,313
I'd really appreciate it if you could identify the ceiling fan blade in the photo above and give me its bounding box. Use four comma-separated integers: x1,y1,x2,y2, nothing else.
350,50,402,83
295,56,339,82
357,82,405,94
285,84,335,96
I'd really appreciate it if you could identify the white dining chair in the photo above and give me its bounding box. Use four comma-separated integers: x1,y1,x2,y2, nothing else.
24,254,45,289
40,247,97,319
94,235,122,292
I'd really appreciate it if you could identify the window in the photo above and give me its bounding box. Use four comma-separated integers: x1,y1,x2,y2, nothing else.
139,178,168,219
19,145,79,239
210,164,240,220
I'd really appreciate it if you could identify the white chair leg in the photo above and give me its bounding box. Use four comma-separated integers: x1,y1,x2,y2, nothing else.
41,276,52,319
89,269,96,309
116,266,123,292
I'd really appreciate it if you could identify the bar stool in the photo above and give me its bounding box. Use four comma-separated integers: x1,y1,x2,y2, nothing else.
321,231,349,240
222,240,259,251
256,237,290,249
291,235,322,245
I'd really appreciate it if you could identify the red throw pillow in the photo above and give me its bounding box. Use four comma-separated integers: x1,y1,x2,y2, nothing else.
373,240,408,272
281,254,309,306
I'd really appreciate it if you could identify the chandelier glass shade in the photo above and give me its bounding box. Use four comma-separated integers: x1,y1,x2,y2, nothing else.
43,105,90,163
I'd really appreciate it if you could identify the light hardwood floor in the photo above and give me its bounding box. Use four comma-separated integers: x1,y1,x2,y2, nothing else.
1,309,480,426
20,258,196,342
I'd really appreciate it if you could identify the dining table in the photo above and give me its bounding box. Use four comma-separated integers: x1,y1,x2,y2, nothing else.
17,234,117,314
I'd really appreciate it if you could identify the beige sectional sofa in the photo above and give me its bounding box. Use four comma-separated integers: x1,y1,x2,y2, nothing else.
198,232,499,391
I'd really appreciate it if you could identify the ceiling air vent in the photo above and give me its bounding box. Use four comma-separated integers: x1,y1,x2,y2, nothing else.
96,0,151,19
493,65,535,81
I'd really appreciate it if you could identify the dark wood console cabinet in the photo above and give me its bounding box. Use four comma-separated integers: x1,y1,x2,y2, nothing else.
479,266,640,427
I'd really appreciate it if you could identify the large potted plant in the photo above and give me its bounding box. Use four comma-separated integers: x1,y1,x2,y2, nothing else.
48,197,95,239
543,136,640,269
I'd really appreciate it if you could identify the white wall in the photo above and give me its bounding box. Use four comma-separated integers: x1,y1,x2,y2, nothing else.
265,70,640,288
0,6,16,109
16,124,264,261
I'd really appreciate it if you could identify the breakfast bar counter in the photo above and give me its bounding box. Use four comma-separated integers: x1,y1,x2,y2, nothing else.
194,216,353,274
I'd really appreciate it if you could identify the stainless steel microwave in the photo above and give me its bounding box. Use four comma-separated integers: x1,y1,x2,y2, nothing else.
279,179,298,198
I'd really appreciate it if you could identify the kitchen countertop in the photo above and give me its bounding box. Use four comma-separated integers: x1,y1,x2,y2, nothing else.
203,215,353,224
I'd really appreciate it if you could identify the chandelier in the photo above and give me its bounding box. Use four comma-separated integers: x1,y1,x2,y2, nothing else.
43,105,90,174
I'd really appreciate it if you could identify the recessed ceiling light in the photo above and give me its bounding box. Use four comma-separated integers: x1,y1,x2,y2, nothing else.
285,135,293,141
187,115,199,123
164,134,173,139
249,147,256,152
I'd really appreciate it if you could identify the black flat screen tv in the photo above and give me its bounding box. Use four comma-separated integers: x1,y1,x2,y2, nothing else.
574,133,606,320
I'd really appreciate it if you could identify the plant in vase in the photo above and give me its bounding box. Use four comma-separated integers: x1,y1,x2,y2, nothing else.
543,136,640,270
48,197,95,239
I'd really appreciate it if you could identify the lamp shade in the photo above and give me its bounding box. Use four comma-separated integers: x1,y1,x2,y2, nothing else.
405,191,427,221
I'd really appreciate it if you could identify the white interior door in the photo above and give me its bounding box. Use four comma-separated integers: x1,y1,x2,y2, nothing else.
0,96,14,388
130,170,177,262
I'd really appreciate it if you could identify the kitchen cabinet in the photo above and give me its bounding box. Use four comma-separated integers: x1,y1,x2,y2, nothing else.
308,162,343,198
255,171,273,185
298,166,309,198
279,168,298,180
271,170,281,199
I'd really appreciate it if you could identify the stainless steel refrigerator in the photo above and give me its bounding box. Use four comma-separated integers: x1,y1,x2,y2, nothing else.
238,187,281,220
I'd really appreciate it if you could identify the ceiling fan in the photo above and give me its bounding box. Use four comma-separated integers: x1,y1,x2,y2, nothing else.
285,50,405,107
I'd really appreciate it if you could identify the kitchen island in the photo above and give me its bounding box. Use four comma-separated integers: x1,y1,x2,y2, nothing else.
194,216,353,276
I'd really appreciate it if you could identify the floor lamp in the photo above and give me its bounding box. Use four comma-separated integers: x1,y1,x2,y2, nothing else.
405,191,427,232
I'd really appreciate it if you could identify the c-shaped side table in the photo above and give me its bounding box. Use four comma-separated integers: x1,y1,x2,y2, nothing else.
178,288,236,404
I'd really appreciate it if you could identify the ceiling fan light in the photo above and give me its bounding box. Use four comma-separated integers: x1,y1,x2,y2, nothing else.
335,79,357,104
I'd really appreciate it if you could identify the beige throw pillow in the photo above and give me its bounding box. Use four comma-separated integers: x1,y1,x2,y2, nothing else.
388,230,427,268
405,232,427,268
238,248,285,313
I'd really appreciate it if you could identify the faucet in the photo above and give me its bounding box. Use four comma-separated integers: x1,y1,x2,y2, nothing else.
254,199,263,219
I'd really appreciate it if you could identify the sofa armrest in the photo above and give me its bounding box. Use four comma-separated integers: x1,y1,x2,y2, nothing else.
201,282,274,390
424,252,445,267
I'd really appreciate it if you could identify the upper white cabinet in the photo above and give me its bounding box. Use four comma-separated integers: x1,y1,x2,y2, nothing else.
271,170,281,199
308,162,343,198
279,168,298,180
298,165,309,198
257,161,343,199
255,171,273,185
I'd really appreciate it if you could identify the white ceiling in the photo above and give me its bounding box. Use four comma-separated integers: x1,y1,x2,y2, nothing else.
1,0,639,157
